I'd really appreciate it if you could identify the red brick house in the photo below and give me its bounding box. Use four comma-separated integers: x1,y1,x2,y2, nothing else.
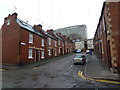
0,29,2,64
2,13,47,64
34,25,57,59
46,29,58,57
1,13,75,65
94,2,120,72
60,35,70,55
56,33,75,55
56,33,65,56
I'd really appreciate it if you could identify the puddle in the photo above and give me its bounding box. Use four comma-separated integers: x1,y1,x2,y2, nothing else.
14,81,22,84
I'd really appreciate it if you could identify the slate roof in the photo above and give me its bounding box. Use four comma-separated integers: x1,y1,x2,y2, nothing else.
41,29,56,40
54,34,63,41
16,18,47,38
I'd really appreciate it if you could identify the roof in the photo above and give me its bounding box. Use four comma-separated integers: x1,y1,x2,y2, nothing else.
94,2,105,39
16,18,47,38
41,30,56,39
54,34,63,41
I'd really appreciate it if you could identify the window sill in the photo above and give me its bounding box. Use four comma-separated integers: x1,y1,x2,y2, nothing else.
29,42,34,44
41,57,45,59
28,57,33,59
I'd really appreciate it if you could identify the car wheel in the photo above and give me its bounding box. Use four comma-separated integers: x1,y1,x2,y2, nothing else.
74,63,76,65
81,61,84,65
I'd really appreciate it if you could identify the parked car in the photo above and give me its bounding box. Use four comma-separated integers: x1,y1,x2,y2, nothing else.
73,54,86,65
74,49,81,53
86,50,90,54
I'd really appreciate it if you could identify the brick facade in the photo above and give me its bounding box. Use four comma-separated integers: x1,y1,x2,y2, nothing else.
1,13,75,65
94,2,120,72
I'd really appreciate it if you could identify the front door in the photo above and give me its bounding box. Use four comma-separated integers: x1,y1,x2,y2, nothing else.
107,41,112,68
35,50,40,62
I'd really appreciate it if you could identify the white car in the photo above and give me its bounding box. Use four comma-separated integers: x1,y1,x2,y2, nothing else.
75,49,81,53
86,50,90,54
73,54,86,65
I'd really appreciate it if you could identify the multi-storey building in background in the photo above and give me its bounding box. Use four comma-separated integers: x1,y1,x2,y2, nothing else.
54,25,87,41
1,13,75,65
87,38,94,50
94,2,120,72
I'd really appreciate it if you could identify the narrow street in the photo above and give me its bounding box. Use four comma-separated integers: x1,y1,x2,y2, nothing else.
2,53,120,88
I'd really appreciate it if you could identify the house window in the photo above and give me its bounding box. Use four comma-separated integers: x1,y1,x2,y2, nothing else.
7,19,10,25
41,50,45,58
59,48,60,53
63,48,64,54
29,33,33,44
55,41,57,47
62,43,64,47
103,16,106,31
58,40,60,45
55,50,57,56
48,49,51,55
28,48,33,58
41,39,44,46
48,38,51,45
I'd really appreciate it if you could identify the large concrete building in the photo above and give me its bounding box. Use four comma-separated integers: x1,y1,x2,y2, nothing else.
54,25,87,41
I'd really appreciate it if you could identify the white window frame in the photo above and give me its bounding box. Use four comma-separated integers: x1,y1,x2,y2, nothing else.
62,43,64,47
41,50,45,59
63,48,64,54
103,16,106,31
41,39,44,46
58,40,60,45
29,33,33,44
48,38,51,45
55,50,57,56
59,48,60,53
48,49,51,55
55,41,57,47
7,19,10,25
28,48,33,58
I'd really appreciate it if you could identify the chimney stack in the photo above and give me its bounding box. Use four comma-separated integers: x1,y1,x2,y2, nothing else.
47,29,54,34
12,13,18,19
33,24,42,33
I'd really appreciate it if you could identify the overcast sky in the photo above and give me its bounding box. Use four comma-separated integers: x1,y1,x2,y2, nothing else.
0,0,105,39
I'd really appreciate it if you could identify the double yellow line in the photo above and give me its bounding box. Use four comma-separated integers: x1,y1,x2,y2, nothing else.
0,69,6,71
78,71,120,84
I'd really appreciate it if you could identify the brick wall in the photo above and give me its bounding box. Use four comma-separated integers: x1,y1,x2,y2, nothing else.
2,14,20,64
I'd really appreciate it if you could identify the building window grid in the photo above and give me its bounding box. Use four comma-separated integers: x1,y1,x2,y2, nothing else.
7,19,10,25
55,50,57,56
103,16,106,32
41,50,45,58
48,49,51,55
29,33,33,44
55,41,57,47
28,48,33,58
58,40,60,45
48,38,51,45
41,39,44,46
59,48,60,53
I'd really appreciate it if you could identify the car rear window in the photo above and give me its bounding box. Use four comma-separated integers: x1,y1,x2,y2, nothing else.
74,55,82,58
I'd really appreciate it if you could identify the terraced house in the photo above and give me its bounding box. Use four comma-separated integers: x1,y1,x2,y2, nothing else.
94,2,120,72
1,13,75,65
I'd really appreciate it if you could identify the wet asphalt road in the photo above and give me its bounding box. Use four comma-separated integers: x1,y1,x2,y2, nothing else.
2,53,120,88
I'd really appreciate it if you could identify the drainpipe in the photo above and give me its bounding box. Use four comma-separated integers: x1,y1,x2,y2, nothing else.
18,28,21,66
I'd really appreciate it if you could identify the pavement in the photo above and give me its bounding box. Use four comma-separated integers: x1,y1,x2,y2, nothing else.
1,52,120,81
84,52,120,81
1,53,73,71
